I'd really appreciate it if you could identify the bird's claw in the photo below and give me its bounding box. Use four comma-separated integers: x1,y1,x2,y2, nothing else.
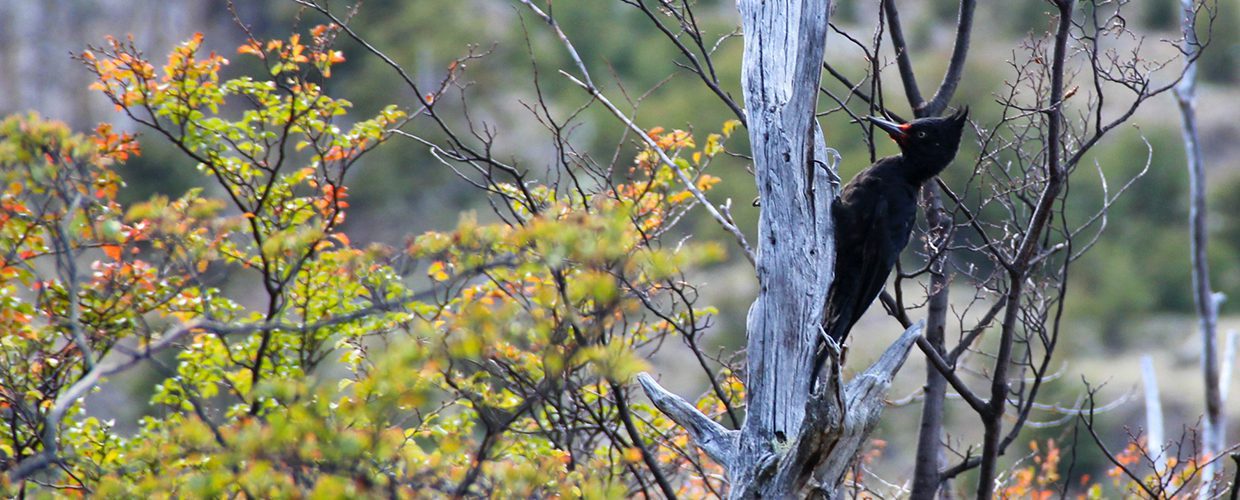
817,325,846,365
818,148,843,189
814,326,848,411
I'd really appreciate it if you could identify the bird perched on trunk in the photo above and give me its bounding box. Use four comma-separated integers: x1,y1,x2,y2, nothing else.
814,108,969,377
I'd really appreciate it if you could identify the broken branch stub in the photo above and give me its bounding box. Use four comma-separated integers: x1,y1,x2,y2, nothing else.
637,323,923,497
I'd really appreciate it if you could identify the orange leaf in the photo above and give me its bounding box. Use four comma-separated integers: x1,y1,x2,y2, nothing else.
322,146,347,162
102,245,122,261
237,41,263,57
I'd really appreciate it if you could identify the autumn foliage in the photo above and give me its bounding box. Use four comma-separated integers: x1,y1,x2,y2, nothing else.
3,13,1224,498
0,27,750,497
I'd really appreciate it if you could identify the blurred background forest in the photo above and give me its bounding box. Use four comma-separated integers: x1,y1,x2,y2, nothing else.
3,0,1239,485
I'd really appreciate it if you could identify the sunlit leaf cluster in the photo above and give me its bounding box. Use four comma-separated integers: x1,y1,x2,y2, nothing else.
2,28,736,497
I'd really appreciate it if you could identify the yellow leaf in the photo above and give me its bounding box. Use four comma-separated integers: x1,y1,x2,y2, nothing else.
704,133,723,156
668,191,693,204
696,174,721,191
427,261,450,282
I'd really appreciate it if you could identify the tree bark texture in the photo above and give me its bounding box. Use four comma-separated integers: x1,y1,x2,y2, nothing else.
637,0,922,496
1174,0,1225,494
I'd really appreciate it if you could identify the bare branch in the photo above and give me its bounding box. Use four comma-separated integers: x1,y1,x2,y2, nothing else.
612,381,680,499
922,0,977,116
809,322,923,495
621,0,747,126
881,0,924,109
636,373,738,468
916,336,987,415
516,0,757,265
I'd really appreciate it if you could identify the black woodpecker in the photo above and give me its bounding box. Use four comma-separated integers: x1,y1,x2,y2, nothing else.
814,108,969,376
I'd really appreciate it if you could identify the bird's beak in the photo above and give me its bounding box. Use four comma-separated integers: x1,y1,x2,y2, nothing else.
867,116,908,140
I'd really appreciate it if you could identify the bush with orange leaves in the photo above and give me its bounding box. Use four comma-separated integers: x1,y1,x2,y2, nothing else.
1,26,742,498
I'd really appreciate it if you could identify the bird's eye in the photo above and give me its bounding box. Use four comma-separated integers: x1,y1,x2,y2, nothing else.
916,131,927,138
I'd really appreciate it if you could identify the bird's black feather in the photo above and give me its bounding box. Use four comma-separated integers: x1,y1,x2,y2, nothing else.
813,109,968,381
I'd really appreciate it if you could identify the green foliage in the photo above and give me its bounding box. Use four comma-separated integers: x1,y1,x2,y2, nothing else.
1141,0,1180,30
1139,0,1240,82
0,113,146,478
312,0,755,245
1003,0,1058,35
929,0,960,23
1064,128,1199,327
1198,0,1239,83
0,26,738,496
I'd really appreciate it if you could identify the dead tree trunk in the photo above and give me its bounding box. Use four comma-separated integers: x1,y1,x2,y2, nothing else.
637,0,921,496
1174,0,1225,494
1140,355,1167,473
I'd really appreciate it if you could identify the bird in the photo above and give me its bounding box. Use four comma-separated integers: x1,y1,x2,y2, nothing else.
813,108,969,378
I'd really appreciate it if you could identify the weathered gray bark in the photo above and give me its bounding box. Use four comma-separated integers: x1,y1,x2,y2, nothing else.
637,325,920,497
1140,355,1167,473
1174,0,1225,495
637,0,921,495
